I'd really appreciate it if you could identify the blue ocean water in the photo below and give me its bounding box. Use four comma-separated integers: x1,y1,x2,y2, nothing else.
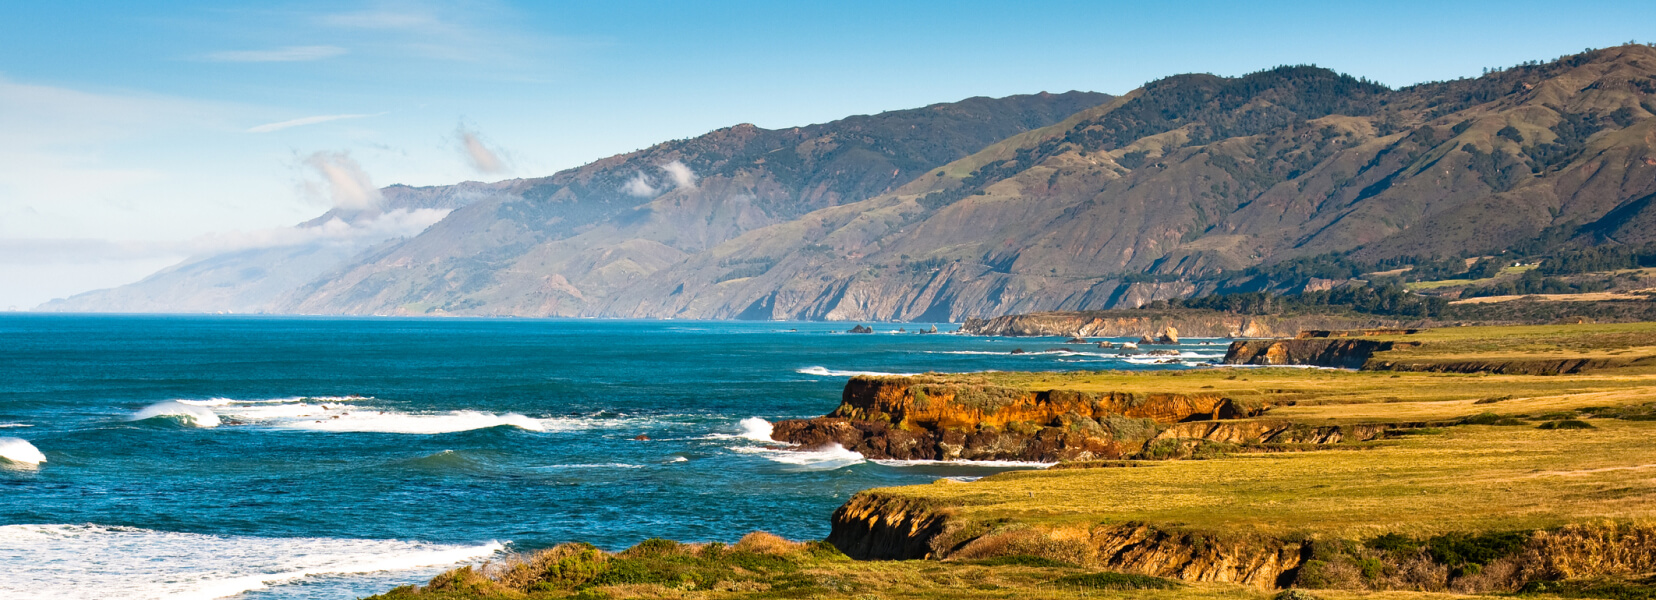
0,315,1221,599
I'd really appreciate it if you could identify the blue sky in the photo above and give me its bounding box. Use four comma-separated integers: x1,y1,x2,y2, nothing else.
1,0,1651,308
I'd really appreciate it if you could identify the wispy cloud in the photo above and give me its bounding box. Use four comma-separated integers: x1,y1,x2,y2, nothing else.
302,151,382,210
455,124,508,174
318,11,441,30
205,45,348,63
313,5,555,67
621,173,658,197
249,113,381,133
662,160,697,189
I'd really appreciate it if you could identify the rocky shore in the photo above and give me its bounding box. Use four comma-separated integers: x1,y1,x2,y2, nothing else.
960,309,1417,338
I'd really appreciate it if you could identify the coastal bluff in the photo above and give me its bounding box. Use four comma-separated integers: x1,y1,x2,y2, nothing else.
960,310,1412,338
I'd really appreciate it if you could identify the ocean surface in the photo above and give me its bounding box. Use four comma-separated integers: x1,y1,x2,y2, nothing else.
0,315,1223,600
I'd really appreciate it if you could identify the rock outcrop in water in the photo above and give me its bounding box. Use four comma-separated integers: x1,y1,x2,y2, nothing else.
769,375,1263,462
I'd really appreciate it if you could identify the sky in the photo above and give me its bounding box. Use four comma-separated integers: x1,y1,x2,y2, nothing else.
1,0,1651,309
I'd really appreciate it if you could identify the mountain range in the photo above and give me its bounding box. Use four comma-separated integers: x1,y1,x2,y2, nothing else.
40,45,1656,321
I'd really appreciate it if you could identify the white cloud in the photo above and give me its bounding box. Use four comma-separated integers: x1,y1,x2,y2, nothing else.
456,125,508,174
249,113,381,133
206,45,348,62
302,151,383,210
621,173,658,197
662,160,697,189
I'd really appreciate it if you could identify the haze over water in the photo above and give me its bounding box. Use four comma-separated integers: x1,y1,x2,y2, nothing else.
0,315,1221,599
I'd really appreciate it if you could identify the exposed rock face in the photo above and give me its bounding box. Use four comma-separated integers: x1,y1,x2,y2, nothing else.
961,310,1413,338
1225,336,1656,373
1154,420,1390,445
826,494,954,560
1223,339,1400,369
829,495,1656,591
769,376,1259,462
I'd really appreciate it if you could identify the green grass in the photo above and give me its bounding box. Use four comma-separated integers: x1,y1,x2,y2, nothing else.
866,419,1656,537
1405,264,1537,290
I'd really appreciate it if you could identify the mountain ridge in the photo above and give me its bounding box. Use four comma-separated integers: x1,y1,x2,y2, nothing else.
41,45,1656,321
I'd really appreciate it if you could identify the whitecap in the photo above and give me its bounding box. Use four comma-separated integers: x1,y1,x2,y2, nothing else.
130,401,221,428
0,437,46,466
0,523,501,600
530,463,645,469
269,410,548,434
796,366,918,377
0,423,31,428
733,444,867,470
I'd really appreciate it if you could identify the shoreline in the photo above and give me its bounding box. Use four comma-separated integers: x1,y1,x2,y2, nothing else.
369,322,1656,599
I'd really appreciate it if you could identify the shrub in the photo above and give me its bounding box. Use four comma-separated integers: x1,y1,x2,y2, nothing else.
733,531,800,555
1274,590,1322,600
1425,532,1529,572
1460,412,1528,426
1538,419,1596,430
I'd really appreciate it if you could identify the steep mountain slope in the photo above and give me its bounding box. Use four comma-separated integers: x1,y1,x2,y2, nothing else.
276,92,1110,315
598,45,1656,321
34,182,503,314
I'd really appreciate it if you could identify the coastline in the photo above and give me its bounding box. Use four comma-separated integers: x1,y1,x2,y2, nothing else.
370,322,1656,599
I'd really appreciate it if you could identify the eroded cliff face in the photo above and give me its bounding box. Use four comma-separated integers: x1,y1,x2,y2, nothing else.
828,494,1656,592
769,376,1259,462
1223,339,1401,369
1223,337,1656,373
961,311,1413,338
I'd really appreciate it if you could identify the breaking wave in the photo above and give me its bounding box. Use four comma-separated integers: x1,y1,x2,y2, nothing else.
796,366,917,377
130,401,221,428
732,444,866,470
165,397,623,435
0,523,501,600
0,437,46,466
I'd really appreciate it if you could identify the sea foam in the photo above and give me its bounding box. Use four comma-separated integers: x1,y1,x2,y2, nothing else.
269,410,548,434
0,437,46,466
130,401,221,428
0,523,502,600
737,417,773,441
796,366,918,377
733,444,867,470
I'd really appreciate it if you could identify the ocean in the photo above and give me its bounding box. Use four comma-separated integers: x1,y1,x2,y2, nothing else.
0,315,1222,599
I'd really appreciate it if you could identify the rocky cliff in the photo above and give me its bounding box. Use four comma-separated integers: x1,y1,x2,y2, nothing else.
828,496,1656,592
769,375,1261,462
1223,338,1403,369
